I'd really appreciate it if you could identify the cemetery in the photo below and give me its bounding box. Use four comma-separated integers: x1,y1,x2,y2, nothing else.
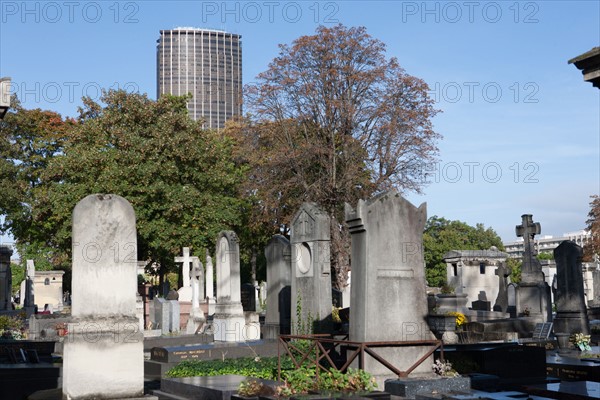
0,191,597,400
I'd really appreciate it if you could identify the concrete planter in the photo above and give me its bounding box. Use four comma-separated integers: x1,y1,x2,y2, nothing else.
427,315,457,334
435,294,469,313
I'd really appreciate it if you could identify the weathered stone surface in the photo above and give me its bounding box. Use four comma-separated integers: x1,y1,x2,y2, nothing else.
63,194,144,399
385,376,470,399
493,263,510,312
263,234,292,339
345,192,434,382
213,231,252,341
290,203,332,333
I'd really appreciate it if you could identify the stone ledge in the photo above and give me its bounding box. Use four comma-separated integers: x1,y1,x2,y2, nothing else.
384,376,470,400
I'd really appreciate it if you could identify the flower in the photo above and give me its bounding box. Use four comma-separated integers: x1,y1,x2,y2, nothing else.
447,312,468,328
570,332,591,350
432,359,459,377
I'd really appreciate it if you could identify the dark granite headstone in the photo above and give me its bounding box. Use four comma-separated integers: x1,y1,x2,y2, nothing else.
553,241,590,348
0,245,13,311
241,283,256,312
279,285,291,334
332,288,343,308
471,300,490,311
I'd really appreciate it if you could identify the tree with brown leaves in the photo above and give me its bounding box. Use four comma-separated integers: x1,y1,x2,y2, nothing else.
230,24,441,289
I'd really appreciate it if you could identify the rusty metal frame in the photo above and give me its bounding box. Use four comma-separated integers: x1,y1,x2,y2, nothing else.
277,334,444,381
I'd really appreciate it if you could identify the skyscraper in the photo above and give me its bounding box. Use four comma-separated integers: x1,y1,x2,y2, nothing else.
157,27,242,129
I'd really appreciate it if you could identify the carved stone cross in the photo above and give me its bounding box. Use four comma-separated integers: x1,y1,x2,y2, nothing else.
175,247,192,288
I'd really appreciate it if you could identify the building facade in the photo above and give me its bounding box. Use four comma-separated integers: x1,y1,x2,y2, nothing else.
503,230,590,258
157,27,242,129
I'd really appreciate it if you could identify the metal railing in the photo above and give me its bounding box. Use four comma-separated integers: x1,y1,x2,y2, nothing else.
278,334,443,380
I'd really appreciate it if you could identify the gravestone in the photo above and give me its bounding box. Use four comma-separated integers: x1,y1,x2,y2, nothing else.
241,283,256,311
213,231,255,341
263,235,292,338
175,247,193,302
63,194,148,399
23,259,35,315
553,241,590,348
514,214,552,322
186,257,206,334
0,245,13,311
493,263,510,312
258,281,267,313
345,192,435,383
472,300,491,311
150,297,171,334
205,252,216,315
290,203,332,333
507,283,517,318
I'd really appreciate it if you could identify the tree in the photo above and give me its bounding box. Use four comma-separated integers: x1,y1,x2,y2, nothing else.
423,216,505,287
1,90,246,285
0,98,73,271
237,24,441,289
583,194,600,262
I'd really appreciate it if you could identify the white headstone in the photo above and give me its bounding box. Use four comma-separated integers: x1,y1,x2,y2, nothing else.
63,194,145,399
205,252,216,315
175,247,193,302
186,257,206,334
213,231,255,341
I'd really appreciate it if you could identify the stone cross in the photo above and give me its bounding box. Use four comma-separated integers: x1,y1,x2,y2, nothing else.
24,260,35,308
516,214,544,282
493,263,510,312
175,247,193,289
190,257,204,309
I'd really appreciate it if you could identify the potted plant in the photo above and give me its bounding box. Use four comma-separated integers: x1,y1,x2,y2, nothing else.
570,333,592,351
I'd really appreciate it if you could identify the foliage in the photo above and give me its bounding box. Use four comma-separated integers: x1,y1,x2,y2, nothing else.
506,258,522,284
234,24,441,289
166,356,291,379
584,195,600,262
423,216,504,287
238,379,273,397
0,315,26,340
332,306,342,324
446,311,468,328
440,284,455,294
1,90,246,282
279,367,377,394
432,359,459,377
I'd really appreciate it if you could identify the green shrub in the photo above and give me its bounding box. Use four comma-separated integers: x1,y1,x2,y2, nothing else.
166,356,293,379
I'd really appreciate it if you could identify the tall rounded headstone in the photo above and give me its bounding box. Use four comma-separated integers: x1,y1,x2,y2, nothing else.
63,194,145,399
213,231,249,341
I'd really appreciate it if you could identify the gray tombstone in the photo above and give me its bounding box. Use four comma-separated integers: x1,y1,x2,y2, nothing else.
63,194,146,399
593,269,600,305
553,241,590,348
345,192,434,382
205,252,216,315
493,263,510,312
514,214,552,322
23,259,35,314
150,297,171,334
186,258,206,334
263,235,292,338
0,245,13,311
213,231,247,341
290,203,332,334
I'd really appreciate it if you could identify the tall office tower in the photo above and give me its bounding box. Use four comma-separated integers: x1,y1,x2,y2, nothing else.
157,27,242,129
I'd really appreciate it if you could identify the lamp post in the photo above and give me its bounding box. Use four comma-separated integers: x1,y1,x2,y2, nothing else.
0,77,10,119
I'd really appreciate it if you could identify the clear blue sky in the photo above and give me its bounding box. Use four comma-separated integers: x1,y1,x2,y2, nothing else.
1,1,599,243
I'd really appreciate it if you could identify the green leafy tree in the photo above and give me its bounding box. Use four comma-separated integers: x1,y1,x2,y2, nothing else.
238,24,441,289
584,194,599,262
423,216,504,287
2,90,246,286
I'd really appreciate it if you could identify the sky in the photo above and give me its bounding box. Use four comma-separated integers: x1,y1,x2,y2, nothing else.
1,0,599,244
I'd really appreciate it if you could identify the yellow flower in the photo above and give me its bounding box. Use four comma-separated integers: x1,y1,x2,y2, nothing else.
447,312,468,327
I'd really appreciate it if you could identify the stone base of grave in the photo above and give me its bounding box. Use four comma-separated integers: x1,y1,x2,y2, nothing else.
384,376,471,400
177,287,192,303
206,298,216,316
515,282,552,322
262,323,289,339
185,309,207,335
554,311,590,348
62,317,145,399
29,388,158,400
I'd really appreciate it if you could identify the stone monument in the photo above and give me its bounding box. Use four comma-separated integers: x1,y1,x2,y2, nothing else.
263,234,292,339
514,214,552,322
213,231,252,341
175,247,193,302
205,251,216,315
290,203,332,333
23,259,35,315
186,257,206,334
63,194,151,399
493,262,511,313
345,192,435,382
0,245,13,311
553,241,590,348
